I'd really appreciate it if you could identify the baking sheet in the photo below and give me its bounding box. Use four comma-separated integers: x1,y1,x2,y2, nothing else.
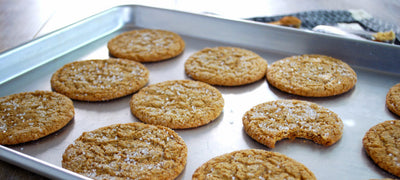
0,5,400,179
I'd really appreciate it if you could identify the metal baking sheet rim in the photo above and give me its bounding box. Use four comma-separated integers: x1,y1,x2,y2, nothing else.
0,4,399,180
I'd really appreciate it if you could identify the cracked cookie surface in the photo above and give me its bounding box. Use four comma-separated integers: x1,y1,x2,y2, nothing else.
51,58,149,101
386,83,400,117
184,47,268,86
107,29,185,62
267,54,357,97
242,99,343,148
130,80,224,129
0,91,74,145
192,149,316,180
62,122,187,180
363,120,400,177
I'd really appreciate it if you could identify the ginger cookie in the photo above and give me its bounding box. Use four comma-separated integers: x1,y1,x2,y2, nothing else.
62,122,187,180
184,47,268,86
386,83,400,117
107,29,185,62
267,54,357,97
242,99,343,148
130,80,224,129
363,120,400,177
51,58,149,101
192,149,316,180
0,91,74,145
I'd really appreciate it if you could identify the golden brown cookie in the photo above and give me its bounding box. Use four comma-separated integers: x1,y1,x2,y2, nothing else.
184,47,268,86
242,99,343,148
386,83,400,117
363,120,400,177
0,91,74,145
267,54,357,97
130,80,224,129
62,122,187,180
192,149,316,180
107,29,185,62
51,58,149,101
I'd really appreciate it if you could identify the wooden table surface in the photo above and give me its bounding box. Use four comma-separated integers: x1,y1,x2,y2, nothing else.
0,0,399,179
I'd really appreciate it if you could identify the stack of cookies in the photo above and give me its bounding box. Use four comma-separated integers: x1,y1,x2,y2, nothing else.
1,27,399,179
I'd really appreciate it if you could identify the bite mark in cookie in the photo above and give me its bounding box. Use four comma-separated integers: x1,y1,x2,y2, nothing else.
242,99,343,148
